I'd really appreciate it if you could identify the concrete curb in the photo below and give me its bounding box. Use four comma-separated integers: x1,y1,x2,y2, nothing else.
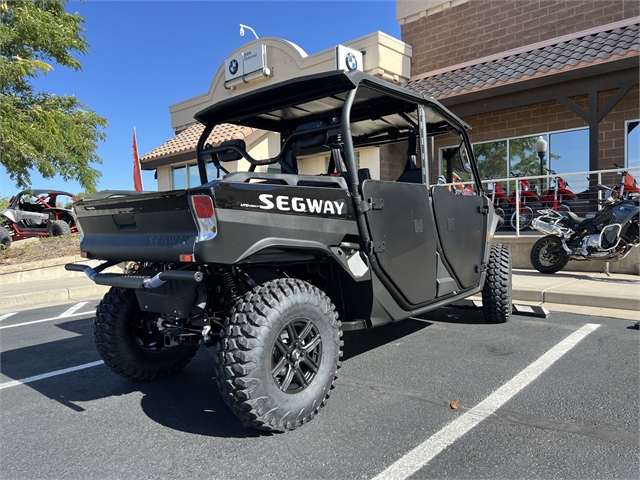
0,285,111,310
1,257,638,316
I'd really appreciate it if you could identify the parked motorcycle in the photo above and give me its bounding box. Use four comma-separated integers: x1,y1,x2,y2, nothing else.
539,168,578,213
529,184,639,274
508,177,542,231
610,164,640,199
487,179,509,222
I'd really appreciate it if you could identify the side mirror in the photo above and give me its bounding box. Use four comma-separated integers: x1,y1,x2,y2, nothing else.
458,141,472,173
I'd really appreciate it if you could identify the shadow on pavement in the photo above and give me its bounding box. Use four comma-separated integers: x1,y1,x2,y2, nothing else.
2,314,444,439
342,318,432,361
417,306,497,325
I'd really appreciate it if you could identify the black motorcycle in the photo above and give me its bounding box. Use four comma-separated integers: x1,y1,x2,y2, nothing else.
529,186,639,274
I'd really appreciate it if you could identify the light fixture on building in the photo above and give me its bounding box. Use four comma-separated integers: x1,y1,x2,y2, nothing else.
239,24,259,40
535,135,548,177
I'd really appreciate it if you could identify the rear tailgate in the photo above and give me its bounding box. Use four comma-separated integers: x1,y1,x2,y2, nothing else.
74,190,199,262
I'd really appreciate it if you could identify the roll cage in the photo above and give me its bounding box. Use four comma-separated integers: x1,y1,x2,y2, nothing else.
194,70,483,195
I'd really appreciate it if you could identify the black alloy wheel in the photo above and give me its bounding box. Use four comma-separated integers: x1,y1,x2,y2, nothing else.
530,235,569,274
271,319,323,393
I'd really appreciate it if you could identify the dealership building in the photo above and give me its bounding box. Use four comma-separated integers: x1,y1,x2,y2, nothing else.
141,1,639,197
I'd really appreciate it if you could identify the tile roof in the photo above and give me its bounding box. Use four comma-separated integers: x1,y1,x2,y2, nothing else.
140,122,255,162
403,20,639,100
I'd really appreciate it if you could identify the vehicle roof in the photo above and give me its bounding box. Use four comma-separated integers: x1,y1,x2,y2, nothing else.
194,70,470,136
18,189,76,196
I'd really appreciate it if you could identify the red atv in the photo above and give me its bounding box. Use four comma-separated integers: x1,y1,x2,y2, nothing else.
0,190,79,249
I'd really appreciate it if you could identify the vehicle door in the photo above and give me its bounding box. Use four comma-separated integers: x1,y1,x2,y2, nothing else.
433,140,489,289
361,178,438,306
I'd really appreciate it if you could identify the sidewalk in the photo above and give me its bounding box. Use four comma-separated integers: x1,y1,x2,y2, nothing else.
1,258,638,321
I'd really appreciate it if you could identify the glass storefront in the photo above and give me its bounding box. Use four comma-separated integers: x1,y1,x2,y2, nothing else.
443,128,591,194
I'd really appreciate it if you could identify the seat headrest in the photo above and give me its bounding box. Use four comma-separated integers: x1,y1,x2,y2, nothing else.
218,139,246,162
295,120,327,150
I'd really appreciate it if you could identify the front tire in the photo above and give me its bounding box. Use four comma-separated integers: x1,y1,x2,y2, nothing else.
214,278,342,432
0,225,11,249
48,220,71,237
530,235,569,274
94,287,199,380
482,244,512,323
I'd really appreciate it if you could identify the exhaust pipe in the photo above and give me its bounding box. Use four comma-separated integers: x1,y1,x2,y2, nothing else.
65,263,203,289
531,217,562,236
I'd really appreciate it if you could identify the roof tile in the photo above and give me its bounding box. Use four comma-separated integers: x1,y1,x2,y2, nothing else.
141,123,255,163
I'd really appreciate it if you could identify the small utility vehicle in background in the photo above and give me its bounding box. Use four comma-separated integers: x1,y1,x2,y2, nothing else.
0,189,78,249
67,70,511,432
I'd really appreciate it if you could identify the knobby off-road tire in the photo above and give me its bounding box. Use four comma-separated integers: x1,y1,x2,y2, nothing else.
482,243,512,323
95,287,199,381
530,235,569,274
214,278,343,432
48,220,71,237
0,225,11,249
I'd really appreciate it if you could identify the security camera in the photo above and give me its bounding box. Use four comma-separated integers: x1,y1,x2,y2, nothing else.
239,24,258,40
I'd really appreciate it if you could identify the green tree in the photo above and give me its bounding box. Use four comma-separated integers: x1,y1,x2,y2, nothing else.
0,0,107,191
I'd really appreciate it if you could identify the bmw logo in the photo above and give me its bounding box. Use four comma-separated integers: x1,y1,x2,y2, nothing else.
346,53,358,71
229,59,239,75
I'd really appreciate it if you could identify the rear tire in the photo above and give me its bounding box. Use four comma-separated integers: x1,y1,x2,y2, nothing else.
0,225,11,249
214,278,342,432
48,220,71,237
94,287,199,380
530,235,569,274
482,244,512,323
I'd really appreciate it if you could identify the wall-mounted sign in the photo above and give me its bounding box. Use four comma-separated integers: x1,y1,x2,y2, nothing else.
224,45,267,82
335,45,363,72
225,53,244,81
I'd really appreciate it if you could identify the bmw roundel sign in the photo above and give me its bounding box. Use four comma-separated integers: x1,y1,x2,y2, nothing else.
345,53,358,70
224,53,244,81
334,45,363,72
229,59,239,75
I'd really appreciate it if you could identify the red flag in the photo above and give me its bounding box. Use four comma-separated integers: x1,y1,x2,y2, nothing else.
132,127,144,191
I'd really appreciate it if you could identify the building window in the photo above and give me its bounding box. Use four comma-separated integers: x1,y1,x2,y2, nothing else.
172,165,187,190
548,129,589,193
173,161,222,189
443,127,590,193
626,120,639,169
473,140,507,180
206,161,224,181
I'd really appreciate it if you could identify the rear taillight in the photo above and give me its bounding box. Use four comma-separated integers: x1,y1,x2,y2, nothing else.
190,195,217,242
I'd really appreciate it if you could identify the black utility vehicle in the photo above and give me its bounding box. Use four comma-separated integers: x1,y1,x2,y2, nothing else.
67,70,511,432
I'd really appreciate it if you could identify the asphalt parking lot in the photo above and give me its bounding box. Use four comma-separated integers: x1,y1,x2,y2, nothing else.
1,301,638,479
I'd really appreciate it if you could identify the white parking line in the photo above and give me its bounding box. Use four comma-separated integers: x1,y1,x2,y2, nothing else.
0,360,104,390
0,311,92,330
58,302,88,318
0,312,17,322
371,323,600,480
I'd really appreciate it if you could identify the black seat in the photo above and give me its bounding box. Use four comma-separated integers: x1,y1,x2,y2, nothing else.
396,168,423,184
565,211,585,224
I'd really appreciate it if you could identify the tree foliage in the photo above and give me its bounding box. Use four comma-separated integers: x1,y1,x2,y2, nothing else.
473,137,560,178
0,0,107,191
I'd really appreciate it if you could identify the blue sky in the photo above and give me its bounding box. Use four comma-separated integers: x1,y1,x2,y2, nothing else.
1,0,400,197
